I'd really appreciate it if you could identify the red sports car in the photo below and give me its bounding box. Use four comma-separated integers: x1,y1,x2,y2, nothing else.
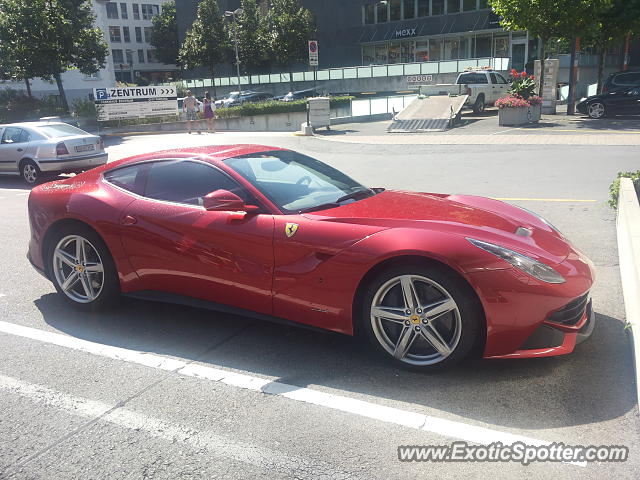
27,145,595,370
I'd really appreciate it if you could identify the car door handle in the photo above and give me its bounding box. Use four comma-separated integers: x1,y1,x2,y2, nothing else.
122,214,137,225
17,148,23,152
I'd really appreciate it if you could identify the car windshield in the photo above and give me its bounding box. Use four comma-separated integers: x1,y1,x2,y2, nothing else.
225,150,375,214
37,123,88,138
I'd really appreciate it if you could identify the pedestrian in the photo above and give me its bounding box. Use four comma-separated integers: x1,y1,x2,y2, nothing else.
183,90,200,134
202,91,216,133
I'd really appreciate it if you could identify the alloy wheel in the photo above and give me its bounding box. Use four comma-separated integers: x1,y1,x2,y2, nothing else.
52,235,105,303
23,164,37,184
588,102,605,119
370,274,462,366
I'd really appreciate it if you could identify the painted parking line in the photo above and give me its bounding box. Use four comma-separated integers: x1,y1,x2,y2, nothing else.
493,197,597,203
0,374,351,479
0,320,585,467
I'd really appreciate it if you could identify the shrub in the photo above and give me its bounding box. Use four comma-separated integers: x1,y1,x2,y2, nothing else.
215,96,354,119
609,171,640,209
0,88,65,123
508,69,537,99
495,95,531,109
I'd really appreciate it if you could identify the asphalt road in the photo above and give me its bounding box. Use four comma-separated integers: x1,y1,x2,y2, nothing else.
0,132,639,479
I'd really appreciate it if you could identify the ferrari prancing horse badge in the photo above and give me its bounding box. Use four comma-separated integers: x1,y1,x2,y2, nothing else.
285,223,299,237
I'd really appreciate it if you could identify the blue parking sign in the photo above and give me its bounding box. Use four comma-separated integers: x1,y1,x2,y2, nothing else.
95,88,108,100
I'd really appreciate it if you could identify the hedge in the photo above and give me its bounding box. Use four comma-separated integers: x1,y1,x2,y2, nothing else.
215,96,354,119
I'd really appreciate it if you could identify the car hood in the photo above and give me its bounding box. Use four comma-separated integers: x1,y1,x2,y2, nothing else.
305,190,573,264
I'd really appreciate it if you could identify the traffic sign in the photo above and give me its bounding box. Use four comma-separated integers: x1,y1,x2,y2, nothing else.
309,40,319,67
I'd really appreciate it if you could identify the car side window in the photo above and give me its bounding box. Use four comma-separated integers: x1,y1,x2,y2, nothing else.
1,127,24,144
614,73,640,86
144,160,250,206
104,163,148,195
496,73,508,84
20,129,32,143
490,73,498,84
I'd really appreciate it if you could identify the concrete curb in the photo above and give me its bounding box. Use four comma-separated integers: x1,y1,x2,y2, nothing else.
616,177,640,413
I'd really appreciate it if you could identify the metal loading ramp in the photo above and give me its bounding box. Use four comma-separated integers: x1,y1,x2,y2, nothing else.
387,95,468,133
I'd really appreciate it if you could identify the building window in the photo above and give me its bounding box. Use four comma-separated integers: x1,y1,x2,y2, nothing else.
123,26,131,42
133,3,140,20
475,34,492,57
388,41,400,63
106,2,118,19
416,40,429,61
390,0,401,21
429,39,442,61
142,4,159,20
375,44,388,63
135,27,143,43
362,44,375,64
432,0,445,15
479,0,488,7
494,35,509,57
112,49,124,64
363,4,375,24
138,49,145,63
444,37,460,60
147,49,158,62
120,2,128,18
144,27,152,43
376,2,388,22
401,40,415,63
463,0,476,11
418,0,429,16
403,0,415,19
109,26,121,43
447,0,460,14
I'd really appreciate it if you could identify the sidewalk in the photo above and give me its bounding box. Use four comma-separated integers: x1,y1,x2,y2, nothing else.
313,108,640,146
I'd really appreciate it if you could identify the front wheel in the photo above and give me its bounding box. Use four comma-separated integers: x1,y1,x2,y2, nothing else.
472,95,485,114
587,102,606,119
47,225,120,309
359,265,482,371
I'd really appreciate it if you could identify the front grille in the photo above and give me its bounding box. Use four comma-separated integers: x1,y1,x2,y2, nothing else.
547,293,590,326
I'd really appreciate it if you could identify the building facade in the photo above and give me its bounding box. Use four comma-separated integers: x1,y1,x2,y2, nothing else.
97,0,179,83
176,0,535,76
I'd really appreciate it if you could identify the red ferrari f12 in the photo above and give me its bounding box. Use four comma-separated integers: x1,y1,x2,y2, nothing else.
27,145,595,370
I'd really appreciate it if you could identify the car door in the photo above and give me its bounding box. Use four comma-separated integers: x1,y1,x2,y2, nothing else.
629,88,640,114
603,88,636,115
494,72,510,99
118,159,275,315
0,127,26,173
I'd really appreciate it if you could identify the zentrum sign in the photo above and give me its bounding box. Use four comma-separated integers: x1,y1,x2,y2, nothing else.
393,27,417,39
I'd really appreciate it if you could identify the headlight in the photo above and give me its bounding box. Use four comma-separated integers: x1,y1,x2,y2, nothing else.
467,238,565,284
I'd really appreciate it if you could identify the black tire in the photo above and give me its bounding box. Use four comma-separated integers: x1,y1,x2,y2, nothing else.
45,224,120,310
472,95,485,114
20,159,41,185
358,264,483,371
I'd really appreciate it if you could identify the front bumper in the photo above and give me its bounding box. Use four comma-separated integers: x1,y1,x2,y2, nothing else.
36,152,108,173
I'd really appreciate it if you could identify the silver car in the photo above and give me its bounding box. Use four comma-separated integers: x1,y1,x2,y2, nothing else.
0,122,108,184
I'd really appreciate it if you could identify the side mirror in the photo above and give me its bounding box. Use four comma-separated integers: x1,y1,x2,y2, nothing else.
203,189,260,213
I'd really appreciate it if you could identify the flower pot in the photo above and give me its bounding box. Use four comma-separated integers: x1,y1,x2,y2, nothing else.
498,105,540,126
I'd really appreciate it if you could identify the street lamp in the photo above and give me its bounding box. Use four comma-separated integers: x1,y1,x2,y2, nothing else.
225,8,244,95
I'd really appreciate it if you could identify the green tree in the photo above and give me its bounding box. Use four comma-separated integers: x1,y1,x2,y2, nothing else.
179,0,228,98
490,0,600,96
266,0,315,90
7,0,108,113
150,1,179,66
232,0,269,79
585,0,640,92
0,0,53,98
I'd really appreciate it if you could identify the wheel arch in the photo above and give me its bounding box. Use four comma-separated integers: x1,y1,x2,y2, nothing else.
352,254,487,351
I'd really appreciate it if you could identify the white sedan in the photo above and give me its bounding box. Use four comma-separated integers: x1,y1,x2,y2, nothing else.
0,122,108,184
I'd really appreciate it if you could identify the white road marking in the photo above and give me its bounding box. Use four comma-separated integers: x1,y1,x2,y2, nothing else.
0,374,352,478
0,320,585,467
16,192,30,196
0,188,29,192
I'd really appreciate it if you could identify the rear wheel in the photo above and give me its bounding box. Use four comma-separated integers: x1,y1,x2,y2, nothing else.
472,95,485,114
587,102,606,119
20,160,40,185
359,264,482,371
46,225,120,309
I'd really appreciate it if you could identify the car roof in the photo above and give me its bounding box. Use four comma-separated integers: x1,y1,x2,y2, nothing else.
110,144,287,169
0,121,71,129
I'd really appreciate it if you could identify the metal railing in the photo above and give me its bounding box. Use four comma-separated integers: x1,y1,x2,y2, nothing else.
178,57,510,89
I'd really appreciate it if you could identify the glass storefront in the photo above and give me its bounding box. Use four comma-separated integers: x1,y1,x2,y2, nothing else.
362,31,522,65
